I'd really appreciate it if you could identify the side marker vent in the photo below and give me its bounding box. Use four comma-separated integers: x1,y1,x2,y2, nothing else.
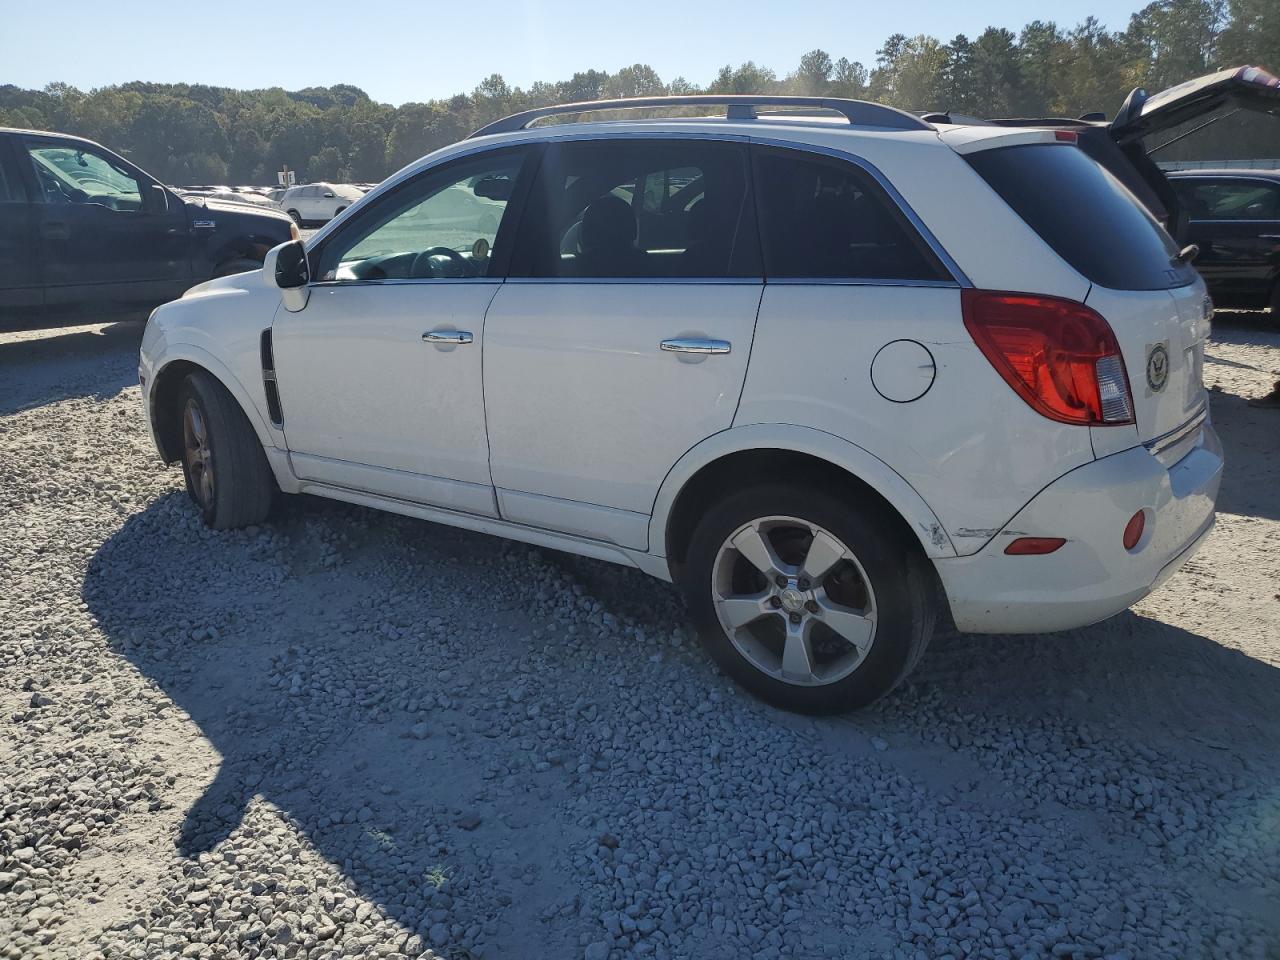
260,329,284,427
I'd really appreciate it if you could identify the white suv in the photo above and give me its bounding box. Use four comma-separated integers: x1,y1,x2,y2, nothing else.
278,182,364,225
139,93,1227,714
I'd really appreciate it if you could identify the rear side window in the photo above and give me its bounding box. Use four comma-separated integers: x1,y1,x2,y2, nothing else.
753,148,950,282
509,139,759,279
1174,179,1280,221
966,143,1195,291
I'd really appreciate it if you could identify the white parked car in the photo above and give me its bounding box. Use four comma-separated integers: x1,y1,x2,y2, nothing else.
278,182,364,225
139,92,1228,713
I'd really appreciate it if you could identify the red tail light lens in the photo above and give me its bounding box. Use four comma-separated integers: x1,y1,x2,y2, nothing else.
962,289,1135,426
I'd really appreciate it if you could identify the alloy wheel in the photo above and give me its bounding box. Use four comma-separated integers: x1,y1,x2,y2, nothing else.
711,516,877,686
182,398,214,510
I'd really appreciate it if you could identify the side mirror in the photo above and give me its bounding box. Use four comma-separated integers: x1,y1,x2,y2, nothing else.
263,240,310,312
144,184,170,214
323,191,335,198
272,240,309,289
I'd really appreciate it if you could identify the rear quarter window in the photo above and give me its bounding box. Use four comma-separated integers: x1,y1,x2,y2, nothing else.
966,143,1196,291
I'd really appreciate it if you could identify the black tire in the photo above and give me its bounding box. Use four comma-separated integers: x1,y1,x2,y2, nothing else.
177,371,275,530
682,483,935,714
286,208,303,225
334,206,346,217
212,257,261,278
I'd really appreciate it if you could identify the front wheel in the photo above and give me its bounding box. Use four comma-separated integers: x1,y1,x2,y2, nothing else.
286,208,303,225
178,371,275,530
682,483,935,714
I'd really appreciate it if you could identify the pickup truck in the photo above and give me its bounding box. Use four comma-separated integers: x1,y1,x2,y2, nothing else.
0,127,297,329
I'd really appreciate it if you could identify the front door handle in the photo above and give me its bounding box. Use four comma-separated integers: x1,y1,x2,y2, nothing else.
660,338,731,355
422,330,473,345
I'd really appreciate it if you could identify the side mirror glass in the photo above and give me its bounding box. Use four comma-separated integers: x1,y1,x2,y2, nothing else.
145,184,169,214
323,192,335,198
273,240,309,289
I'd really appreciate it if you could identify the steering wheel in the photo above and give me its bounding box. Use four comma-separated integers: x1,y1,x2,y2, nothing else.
410,246,472,279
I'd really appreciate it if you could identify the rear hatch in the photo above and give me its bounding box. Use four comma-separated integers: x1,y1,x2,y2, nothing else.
960,135,1208,446
939,66,1280,234
1109,65,1280,146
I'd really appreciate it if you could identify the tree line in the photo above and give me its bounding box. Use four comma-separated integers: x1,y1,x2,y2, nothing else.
0,0,1276,186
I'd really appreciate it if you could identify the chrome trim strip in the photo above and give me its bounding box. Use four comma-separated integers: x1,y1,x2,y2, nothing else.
1171,174,1280,186
766,277,961,288
503,276,761,286
1144,406,1208,455
1187,218,1280,225
309,277,503,288
311,131,969,289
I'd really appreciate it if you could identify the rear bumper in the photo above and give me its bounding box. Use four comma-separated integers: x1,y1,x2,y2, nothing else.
935,419,1223,634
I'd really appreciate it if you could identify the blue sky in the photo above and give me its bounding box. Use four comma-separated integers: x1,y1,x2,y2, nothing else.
4,0,1151,105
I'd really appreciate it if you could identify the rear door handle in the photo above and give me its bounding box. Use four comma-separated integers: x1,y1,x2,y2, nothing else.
422,330,473,345
660,338,731,355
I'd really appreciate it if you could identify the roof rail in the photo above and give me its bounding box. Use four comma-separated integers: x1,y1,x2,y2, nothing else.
468,95,933,138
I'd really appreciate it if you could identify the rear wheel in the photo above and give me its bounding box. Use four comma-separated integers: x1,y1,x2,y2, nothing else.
682,483,935,714
178,371,274,530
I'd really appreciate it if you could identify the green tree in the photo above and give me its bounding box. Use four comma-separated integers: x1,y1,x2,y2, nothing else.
791,49,834,95
603,64,665,98
830,58,868,99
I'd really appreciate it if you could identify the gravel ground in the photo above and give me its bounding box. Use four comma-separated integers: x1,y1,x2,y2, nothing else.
1,314,1278,960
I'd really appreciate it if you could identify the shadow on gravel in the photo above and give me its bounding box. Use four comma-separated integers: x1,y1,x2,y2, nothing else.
0,319,143,417
82,491,593,957
80,472,1280,954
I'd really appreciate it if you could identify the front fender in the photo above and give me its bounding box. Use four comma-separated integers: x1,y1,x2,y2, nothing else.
648,424,958,560
150,343,279,450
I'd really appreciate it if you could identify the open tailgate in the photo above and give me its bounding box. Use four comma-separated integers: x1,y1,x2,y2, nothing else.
1110,65,1280,146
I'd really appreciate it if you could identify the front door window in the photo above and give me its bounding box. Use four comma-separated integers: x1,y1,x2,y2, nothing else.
316,152,525,282
27,144,144,212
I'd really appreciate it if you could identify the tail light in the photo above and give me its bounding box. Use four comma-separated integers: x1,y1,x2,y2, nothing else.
962,289,1135,426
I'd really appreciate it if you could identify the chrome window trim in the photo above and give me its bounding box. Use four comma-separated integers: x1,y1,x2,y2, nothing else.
1170,174,1280,186
1187,218,1280,225
310,129,971,289
309,277,503,288
504,277,762,286
766,277,960,289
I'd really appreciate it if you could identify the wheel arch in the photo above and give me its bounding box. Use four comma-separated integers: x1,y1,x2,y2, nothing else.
149,348,276,464
205,233,277,275
653,425,956,577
